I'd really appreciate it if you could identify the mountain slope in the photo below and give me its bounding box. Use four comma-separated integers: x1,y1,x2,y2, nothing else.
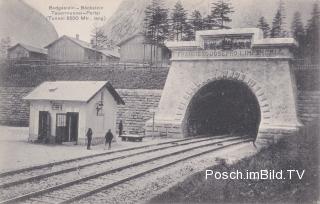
101,0,314,44
0,0,58,48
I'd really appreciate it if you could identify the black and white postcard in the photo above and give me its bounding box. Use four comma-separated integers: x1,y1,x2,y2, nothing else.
0,0,319,203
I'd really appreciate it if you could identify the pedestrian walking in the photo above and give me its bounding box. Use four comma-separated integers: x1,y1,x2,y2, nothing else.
105,129,114,150
86,128,92,150
119,120,123,137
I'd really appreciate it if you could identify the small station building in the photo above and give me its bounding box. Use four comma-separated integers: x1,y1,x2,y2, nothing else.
23,81,125,145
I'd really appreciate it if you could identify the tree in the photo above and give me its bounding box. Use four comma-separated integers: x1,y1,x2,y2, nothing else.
271,0,287,38
0,37,11,59
144,0,169,64
291,11,305,58
183,21,194,41
144,0,169,45
257,16,270,38
91,27,112,50
291,12,305,40
190,10,204,39
90,25,115,63
210,0,234,29
305,2,320,64
170,1,190,41
203,15,215,30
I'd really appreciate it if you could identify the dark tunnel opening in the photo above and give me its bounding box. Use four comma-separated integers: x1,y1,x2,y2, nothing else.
184,80,261,140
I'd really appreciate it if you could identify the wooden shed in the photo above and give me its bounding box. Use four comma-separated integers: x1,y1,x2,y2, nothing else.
23,81,125,145
45,35,120,63
117,33,170,65
7,43,48,60
100,49,120,63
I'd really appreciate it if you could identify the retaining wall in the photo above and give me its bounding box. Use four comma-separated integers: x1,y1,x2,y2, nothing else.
0,62,319,136
0,63,168,89
0,88,162,135
116,89,162,135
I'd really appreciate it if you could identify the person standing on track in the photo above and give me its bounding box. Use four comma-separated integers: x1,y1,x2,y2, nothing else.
86,128,93,150
118,120,123,137
105,129,114,150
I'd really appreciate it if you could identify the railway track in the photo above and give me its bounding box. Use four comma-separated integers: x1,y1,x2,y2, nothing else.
0,136,252,204
0,135,227,188
0,135,215,178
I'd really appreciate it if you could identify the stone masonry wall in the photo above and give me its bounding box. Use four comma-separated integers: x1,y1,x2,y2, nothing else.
0,87,32,126
0,87,318,133
0,63,168,89
116,89,162,135
1,62,318,91
0,87,162,136
297,91,320,124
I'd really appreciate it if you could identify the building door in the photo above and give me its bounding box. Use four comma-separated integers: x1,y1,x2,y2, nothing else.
66,112,79,142
38,111,51,143
56,113,67,144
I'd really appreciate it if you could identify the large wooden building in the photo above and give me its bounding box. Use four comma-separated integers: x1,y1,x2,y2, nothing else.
24,81,125,145
117,33,170,65
7,43,48,60
45,35,119,63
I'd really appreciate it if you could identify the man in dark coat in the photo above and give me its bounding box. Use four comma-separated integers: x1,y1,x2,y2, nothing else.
119,120,123,137
86,128,93,150
105,129,114,150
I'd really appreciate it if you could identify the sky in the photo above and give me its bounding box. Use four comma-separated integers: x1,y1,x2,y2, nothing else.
24,0,122,41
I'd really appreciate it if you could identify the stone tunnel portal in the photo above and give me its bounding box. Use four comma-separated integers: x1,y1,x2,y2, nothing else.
183,80,261,140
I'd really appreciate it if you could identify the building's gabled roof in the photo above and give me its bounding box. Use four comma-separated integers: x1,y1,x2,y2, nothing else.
8,43,48,55
44,35,93,50
23,81,125,105
45,35,120,58
67,36,94,50
99,49,120,58
116,32,146,46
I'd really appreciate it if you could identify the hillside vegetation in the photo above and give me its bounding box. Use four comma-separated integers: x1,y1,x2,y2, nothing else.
150,120,319,203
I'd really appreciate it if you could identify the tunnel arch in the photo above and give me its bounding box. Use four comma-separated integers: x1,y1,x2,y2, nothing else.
182,79,262,140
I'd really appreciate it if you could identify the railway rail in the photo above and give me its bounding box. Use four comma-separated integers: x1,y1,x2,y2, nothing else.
0,136,212,177
0,135,252,204
0,135,227,188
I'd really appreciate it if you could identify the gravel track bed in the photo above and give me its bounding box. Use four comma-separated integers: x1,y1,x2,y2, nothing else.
75,142,256,204
0,144,172,184
19,139,245,204
0,137,235,201
0,137,218,185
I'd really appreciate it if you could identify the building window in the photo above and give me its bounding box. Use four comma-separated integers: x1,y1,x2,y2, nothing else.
56,114,67,127
51,102,63,110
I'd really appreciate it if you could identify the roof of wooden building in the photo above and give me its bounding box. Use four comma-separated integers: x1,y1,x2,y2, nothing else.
45,35,119,58
100,49,120,58
116,32,146,46
45,35,93,49
23,81,125,105
8,43,48,55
